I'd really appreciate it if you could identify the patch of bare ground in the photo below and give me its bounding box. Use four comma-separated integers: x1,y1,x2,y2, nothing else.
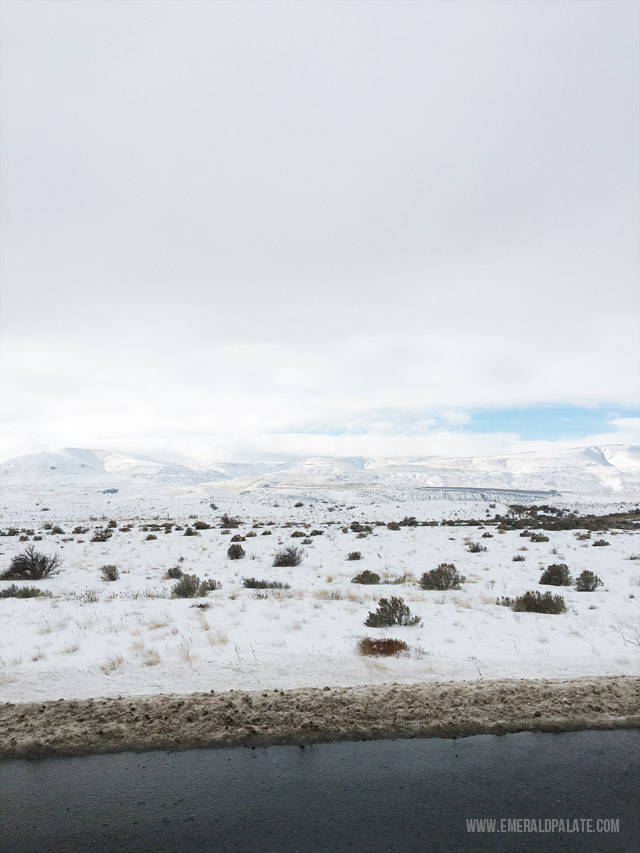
1,676,638,758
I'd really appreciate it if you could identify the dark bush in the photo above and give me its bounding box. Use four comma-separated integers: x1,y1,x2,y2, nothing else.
171,575,219,597
1,546,60,580
220,514,241,528
91,528,112,543
592,539,610,547
530,533,550,543
399,516,418,527
242,578,290,589
539,564,573,586
51,526,65,535
575,570,603,592
73,526,90,535
351,522,373,534
166,566,183,579
230,534,246,542
365,597,422,627
358,637,409,656
387,522,401,531
0,584,48,598
227,544,246,560
193,521,211,530
352,569,380,585
512,554,526,562
145,534,157,541
183,527,200,537
500,590,566,614
467,543,487,553
100,565,119,582
107,520,118,528
481,531,493,539
291,531,306,538
273,546,305,567
261,530,272,536
347,551,362,561
419,563,465,590
294,502,304,508
310,530,324,536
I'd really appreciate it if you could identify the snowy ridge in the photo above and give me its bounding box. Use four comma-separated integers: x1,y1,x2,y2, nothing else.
0,444,638,498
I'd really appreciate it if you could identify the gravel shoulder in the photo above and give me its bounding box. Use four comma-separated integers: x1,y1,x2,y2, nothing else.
1,675,638,758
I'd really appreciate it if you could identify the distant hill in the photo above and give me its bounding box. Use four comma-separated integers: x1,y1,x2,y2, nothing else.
1,445,639,498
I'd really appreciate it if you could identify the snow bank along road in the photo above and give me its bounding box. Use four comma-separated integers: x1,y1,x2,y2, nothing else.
1,675,638,757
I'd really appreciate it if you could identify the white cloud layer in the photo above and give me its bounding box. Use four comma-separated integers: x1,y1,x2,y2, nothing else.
1,1,638,461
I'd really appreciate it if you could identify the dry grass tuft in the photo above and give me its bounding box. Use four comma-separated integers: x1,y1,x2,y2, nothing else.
100,654,124,674
358,637,409,656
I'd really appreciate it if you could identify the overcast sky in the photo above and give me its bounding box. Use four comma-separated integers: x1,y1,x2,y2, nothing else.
1,0,638,463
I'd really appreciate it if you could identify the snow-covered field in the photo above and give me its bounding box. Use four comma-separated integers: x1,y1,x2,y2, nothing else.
1,450,639,703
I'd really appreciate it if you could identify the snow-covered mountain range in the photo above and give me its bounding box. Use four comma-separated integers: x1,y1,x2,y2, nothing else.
1,445,638,499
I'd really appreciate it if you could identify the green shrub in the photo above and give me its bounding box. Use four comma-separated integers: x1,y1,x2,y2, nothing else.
539,564,573,586
171,574,219,597
1,546,60,580
575,570,603,592
273,546,305,567
242,578,290,589
500,590,566,614
0,584,48,598
365,596,422,627
166,566,183,579
100,565,119,582
352,569,380,585
227,544,246,560
419,563,465,590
